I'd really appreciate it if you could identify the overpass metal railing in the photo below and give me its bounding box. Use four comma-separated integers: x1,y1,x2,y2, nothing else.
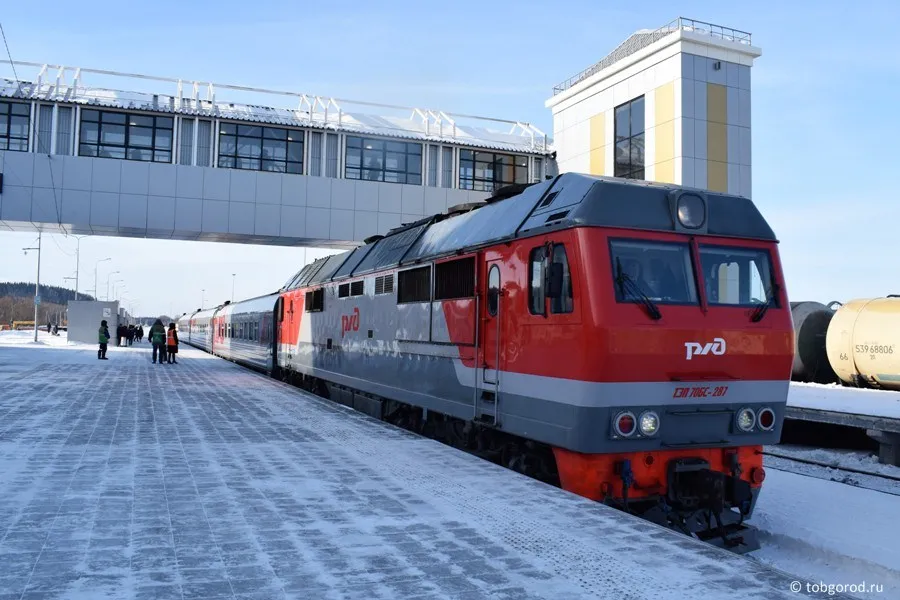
551,17,752,96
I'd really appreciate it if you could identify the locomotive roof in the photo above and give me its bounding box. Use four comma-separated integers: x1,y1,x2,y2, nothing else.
283,173,776,289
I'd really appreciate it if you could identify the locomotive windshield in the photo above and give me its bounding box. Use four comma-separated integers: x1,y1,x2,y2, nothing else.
609,240,698,304
699,246,775,307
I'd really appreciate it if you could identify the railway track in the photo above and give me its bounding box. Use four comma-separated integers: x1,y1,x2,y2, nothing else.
763,449,900,496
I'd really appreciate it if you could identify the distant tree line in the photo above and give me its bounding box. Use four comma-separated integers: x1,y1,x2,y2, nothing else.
0,282,94,304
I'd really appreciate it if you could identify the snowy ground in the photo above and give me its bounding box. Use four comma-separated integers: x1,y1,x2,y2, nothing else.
789,381,900,420
0,339,822,600
750,464,900,599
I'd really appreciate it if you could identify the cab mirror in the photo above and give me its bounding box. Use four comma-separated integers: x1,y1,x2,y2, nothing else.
546,263,564,298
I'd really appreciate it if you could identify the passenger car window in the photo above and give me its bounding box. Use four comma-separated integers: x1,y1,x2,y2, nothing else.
609,239,698,304
699,245,774,306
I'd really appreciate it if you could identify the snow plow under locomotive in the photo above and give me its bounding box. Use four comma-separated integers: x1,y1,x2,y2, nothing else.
178,173,793,553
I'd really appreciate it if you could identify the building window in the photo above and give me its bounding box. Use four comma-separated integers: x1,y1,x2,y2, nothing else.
614,96,645,179
441,147,453,188
217,123,304,174
325,133,339,178
345,136,422,185
309,131,323,176
37,105,53,153
196,120,212,167
179,119,194,165
56,106,73,155
459,150,528,192
79,110,174,162
0,101,30,152
427,144,439,187
533,157,543,182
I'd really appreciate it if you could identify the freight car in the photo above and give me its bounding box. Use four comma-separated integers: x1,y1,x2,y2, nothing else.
826,297,900,390
178,173,793,553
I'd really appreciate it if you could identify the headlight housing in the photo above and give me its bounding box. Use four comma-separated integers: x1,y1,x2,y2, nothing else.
736,407,756,432
613,411,636,437
757,407,776,431
638,411,660,436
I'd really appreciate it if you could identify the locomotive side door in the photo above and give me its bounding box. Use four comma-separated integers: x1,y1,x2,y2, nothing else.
476,260,503,425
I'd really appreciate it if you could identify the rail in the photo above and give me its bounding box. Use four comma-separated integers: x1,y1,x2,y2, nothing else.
552,17,753,96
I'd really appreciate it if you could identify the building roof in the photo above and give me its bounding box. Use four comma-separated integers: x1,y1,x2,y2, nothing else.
0,61,551,155
552,17,753,96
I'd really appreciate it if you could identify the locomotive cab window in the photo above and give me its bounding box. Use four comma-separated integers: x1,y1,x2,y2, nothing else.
699,246,775,306
609,240,698,304
529,244,574,315
305,288,324,312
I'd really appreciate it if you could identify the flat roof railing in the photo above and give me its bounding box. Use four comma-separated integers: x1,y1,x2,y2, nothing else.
552,17,752,96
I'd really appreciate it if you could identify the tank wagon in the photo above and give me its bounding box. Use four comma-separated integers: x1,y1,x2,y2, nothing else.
178,172,794,553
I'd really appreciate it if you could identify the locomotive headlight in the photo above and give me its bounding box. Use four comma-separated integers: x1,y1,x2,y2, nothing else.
736,407,756,432
676,194,705,229
638,411,660,436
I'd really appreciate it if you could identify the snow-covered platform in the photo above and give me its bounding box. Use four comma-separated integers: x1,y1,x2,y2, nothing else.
788,382,900,465
0,338,827,600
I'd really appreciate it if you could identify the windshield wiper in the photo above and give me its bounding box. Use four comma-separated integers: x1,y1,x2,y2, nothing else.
750,278,779,323
616,258,662,320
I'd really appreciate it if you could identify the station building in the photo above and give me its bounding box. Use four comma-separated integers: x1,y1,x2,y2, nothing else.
546,18,761,198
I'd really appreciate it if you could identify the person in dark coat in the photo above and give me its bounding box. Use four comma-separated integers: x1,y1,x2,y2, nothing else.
149,319,167,365
98,320,110,360
166,323,179,364
137,325,144,343
127,325,135,347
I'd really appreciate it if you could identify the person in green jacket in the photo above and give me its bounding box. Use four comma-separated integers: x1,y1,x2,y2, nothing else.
149,318,167,365
98,320,110,360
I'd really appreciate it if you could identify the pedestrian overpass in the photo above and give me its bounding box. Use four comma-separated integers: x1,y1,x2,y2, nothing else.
0,62,553,248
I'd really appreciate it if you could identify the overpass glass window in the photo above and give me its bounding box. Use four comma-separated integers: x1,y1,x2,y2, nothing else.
217,123,304,174
325,133,339,178
345,136,422,185
37,105,53,153
56,106,73,155
459,150,528,192
614,96,645,179
196,120,212,167
78,110,174,162
0,101,30,152
309,131,323,176
179,119,194,165
441,147,453,188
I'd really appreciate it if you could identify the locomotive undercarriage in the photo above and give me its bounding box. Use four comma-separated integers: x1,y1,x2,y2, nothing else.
282,370,760,553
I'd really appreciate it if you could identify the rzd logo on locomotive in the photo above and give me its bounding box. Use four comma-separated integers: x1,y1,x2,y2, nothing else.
684,337,726,360
341,307,360,337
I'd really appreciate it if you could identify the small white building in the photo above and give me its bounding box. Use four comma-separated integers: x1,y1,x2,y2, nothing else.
546,17,761,198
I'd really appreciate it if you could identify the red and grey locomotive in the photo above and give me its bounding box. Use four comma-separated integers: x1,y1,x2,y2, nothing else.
178,173,793,552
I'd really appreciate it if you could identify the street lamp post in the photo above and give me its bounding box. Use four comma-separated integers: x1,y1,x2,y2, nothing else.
94,258,111,301
106,271,120,301
72,235,86,301
201,289,205,309
23,233,42,342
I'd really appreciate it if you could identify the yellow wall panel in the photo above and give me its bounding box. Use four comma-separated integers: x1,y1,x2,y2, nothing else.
707,83,727,124
655,82,675,125
589,112,605,175
708,161,728,192
656,159,675,184
655,121,675,166
590,147,605,176
589,113,605,150
707,121,728,164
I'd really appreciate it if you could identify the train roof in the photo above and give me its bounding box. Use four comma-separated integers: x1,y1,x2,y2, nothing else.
283,173,777,289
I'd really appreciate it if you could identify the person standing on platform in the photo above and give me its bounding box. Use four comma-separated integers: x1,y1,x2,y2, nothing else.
98,320,110,360
166,323,179,364
149,319,167,365
137,324,144,343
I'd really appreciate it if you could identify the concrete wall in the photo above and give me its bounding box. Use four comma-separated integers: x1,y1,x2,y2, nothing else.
0,152,490,246
67,300,120,345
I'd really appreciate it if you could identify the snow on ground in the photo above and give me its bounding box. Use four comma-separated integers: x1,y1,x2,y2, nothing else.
0,344,823,600
789,381,900,420
765,445,900,494
749,466,900,599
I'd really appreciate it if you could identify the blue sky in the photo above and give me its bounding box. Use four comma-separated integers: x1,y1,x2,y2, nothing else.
1,0,898,315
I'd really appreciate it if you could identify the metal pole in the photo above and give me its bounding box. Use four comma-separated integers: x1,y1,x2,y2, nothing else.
106,271,119,301
33,233,42,342
74,238,81,301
